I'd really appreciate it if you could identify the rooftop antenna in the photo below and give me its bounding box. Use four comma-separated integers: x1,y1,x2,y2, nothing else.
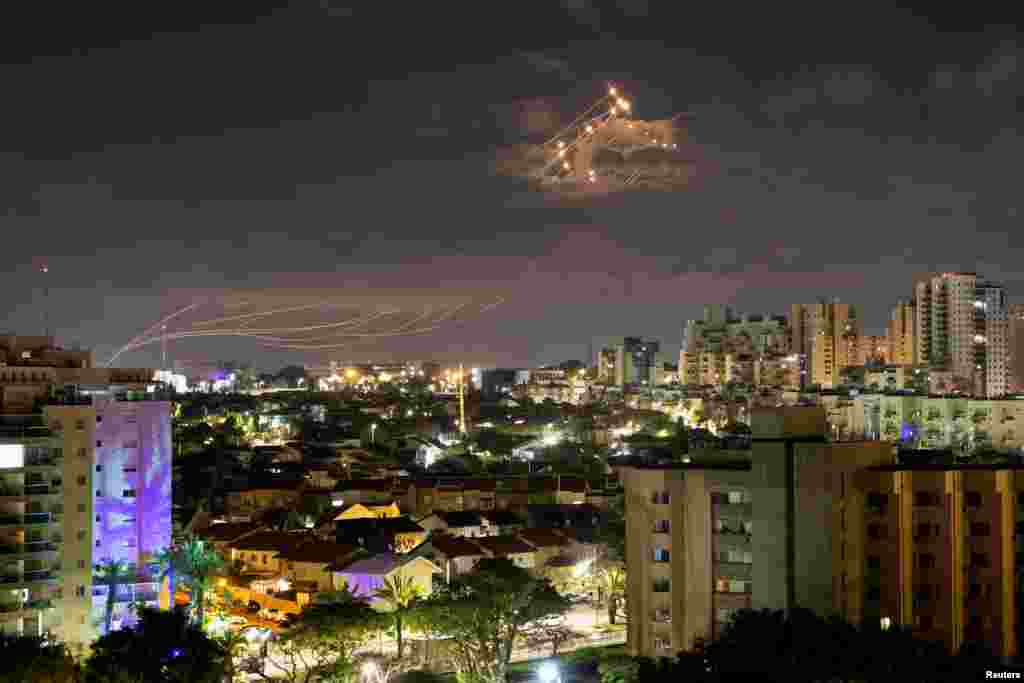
40,264,50,340
161,324,168,373
458,363,467,435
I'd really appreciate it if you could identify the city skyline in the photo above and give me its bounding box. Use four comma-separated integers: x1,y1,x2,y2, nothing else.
1,4,1022,370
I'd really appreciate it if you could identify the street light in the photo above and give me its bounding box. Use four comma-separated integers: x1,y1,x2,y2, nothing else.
537,661,561,683
370,423,377,445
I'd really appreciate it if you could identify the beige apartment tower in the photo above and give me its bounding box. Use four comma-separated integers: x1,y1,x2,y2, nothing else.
619,407,894,658
888,300,917,366
791,301,861,389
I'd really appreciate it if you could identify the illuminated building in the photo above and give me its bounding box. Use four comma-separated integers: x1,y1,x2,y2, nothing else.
789,300,861,389
606,337,660,388
680,306,788,387
619,407,894,657
915,273,1009,397
888,300,917,366
1010,304,1024,394
837,459,1024,660
0,335,169,654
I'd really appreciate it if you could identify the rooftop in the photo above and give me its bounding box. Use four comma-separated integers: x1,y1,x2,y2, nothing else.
474,535,535,557
198,521,264,543
428,534,486,559
229,531,309,552
276,541,362,565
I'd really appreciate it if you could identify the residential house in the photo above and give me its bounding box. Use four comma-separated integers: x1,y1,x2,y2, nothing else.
525,503,603,531
227,482,304,521
518,528,572,569
332,479,401,508
275,542,363,593
473,535,536,570
460,479,497,511
195,521,264,555
226,531,309,586
425,534,487,583
482,510,526,536
334,502,402,520
333,516,427,554
331,553,441,604
417,511,490,538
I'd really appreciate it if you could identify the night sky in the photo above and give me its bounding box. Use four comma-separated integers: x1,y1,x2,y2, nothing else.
1,3,1021,371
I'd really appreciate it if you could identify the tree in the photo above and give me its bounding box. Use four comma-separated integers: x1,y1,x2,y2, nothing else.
216,630,249,683
0,635,80,683
592,560,626,625
160,537,225,628
84,607,225,683
373,574,422,661
94,558,134,635
260,593,383,683
412,558,570,683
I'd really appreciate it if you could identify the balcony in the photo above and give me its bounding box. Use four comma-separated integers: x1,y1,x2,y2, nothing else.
0,542,58,557
25,483,60,496
24,513,53,526
712,502,753,518
715,563,753,581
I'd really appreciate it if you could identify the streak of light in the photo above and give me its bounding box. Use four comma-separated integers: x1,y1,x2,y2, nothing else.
189,302,344,328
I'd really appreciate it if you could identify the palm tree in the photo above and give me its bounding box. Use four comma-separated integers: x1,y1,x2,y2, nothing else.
373,574,421,660
160,536,225,629
94,558,133,635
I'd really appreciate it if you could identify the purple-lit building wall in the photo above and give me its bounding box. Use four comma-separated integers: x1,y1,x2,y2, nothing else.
93,400,172,569
335,572,384,598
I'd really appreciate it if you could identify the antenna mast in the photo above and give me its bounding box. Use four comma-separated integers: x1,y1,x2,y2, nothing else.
458,363,467,435
161,324,168,372
40,264,50,340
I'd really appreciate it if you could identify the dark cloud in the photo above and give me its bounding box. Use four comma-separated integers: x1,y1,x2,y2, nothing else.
1,5,1022,369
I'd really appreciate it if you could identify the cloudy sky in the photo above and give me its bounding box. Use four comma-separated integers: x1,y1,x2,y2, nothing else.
0,3,1020,371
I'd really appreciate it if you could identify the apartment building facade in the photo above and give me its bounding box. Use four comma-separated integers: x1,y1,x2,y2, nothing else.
915,273,1009,398
679,306,788,388
619,406,894,657
0,336,169,654
837,463,1024,659
888,300,917,366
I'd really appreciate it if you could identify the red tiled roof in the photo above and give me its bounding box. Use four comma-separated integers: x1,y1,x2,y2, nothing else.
474,535,535,557
229,531,309,553
518,529,570,549
275,541,361,565
334,479,396,492
429,534,485,559
198,522,264,543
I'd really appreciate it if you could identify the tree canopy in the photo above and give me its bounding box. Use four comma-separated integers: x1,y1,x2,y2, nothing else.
84,607,225,683
411,557,570,683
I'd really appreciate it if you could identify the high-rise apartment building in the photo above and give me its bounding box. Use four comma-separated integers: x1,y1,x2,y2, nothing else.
0,335,169,655
914,273,1008,397
888,300,917,366
608,337,660,387
597,348,617,384
619,407,893,657
790,300,861,389
1010,304,1024,394
679,306,788,387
